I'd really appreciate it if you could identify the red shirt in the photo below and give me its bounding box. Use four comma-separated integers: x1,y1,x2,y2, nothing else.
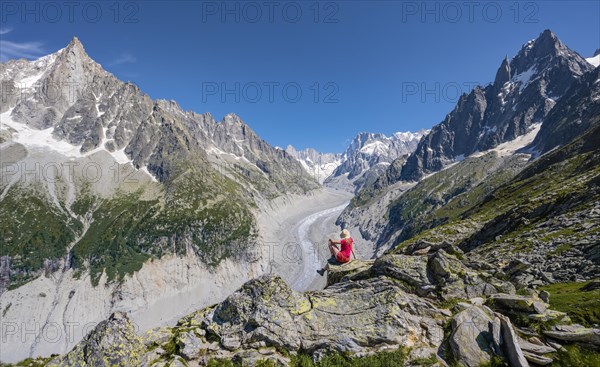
340,238,353,258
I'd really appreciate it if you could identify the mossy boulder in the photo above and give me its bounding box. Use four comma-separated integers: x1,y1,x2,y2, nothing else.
325,259,374,286
47,312,144,367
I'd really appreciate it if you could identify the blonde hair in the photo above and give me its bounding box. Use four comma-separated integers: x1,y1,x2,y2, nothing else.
340,229,350,239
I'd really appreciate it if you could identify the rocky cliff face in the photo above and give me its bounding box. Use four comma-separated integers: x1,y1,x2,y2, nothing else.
531,67,600,154
397,29,593,183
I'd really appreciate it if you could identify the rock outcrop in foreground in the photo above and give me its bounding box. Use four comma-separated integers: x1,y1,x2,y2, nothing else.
42,244,599,366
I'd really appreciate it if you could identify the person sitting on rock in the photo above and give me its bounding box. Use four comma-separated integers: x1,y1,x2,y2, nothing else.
328,229,354,264
317,229,355,276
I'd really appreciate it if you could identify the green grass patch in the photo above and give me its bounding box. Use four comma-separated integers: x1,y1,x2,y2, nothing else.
204,348,410,367
0,186,81,287
553,344,600,367
478,355,509,367
290,348,409,367
207,359,237,367
391,128,600,258
549,243,572,256
539,280,600,327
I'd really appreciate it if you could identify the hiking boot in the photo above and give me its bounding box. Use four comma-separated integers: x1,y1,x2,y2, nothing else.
316,268,326,276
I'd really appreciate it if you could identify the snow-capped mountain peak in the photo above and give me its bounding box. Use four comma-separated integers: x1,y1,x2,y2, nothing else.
398,29,594,182
286,129,428,190
323,129,428,192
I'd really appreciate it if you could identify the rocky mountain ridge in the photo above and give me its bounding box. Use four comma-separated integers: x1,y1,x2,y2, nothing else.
339,30,599,257
1,37,318,193
0,36,321,363
323,130,428,192
395,29,594,183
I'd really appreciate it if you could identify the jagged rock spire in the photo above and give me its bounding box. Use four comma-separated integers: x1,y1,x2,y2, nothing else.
494,56,511,86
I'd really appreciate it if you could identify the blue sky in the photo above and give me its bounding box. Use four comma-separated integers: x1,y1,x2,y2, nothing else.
1,1,598,152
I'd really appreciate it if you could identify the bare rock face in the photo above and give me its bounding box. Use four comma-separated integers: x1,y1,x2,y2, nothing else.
325,259,374,286
497,314,530,367
449,305,495,367
531,66,600,154
487,293,548,314
184,274,445,358
449,306,533,367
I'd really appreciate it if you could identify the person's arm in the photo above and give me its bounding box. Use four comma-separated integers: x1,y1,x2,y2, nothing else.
329,239,341,245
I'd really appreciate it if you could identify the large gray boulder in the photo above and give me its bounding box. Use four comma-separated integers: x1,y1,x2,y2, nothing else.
543,324,600,346
449,306,495,367
370,254,432,287
325,259,374,286
169,274,445,363
487,294,547,314
497,314,530,367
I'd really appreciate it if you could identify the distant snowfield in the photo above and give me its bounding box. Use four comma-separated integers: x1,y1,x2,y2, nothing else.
1,50,61,89
19,69,46,89
359,140,388,155
586,54,600,68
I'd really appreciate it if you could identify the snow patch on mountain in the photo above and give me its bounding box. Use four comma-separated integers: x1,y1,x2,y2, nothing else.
513,65,537,91
359,140,388,155
1,109,85,157
1,49,63,89
586,55,600,68
471,123,542,158
0,108,160,181
285,145,342,183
